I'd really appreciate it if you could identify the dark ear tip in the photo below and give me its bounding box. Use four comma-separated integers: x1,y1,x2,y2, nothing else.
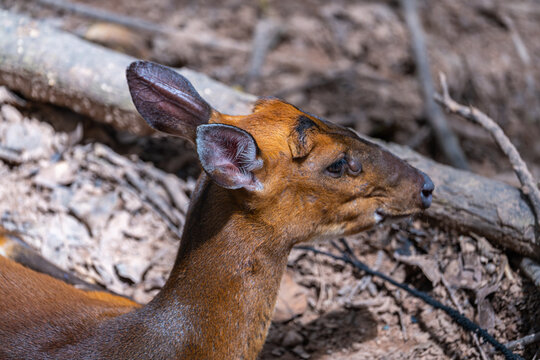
126,61,195,92
127,60,170,81
196,124,250,139
126,60,151,80
196,123,221,137
126,60,144,74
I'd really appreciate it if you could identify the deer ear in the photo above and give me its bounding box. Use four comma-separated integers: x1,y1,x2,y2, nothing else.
196,124,264,191
126,61,212,142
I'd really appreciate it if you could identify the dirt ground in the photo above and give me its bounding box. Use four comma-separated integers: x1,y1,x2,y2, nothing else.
1,0,539,359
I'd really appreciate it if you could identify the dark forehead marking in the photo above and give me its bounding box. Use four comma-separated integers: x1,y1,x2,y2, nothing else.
295,115,318,144
288,101,362,143
318,117,364,141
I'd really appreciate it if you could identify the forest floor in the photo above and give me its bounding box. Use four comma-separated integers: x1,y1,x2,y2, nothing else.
1,0,539,358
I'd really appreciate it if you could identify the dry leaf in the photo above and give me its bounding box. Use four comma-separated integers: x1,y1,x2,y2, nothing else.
394,253,442,286
33,161,76,188
273,269,308,322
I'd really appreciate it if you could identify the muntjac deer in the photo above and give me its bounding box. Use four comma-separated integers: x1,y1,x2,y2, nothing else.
0,61,434,359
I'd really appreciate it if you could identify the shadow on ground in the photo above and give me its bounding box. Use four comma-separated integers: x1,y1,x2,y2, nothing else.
259,306,377,359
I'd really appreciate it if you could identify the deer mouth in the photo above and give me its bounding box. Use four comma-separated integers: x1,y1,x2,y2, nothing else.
374,209,413,225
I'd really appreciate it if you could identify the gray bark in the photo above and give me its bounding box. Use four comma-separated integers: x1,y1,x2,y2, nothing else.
0,10,255,136
0,10,538,260
381,140,539,259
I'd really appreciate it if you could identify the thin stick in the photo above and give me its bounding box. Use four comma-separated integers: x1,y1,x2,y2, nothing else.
37,0,169,35
519,258,540,288
505,332,540,352
34,0,338,76
434,73,540,230
347,250,384,300
443,278,490,360
295,242,523,360
36,0,251,53
244,18,282,91
400,0,469,170
394,290,409,342
273,65,389,98
87,147,184,240
500,14,538,122
436,73,540,285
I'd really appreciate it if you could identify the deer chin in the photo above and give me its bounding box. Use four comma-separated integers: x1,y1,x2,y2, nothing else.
374,209,413,226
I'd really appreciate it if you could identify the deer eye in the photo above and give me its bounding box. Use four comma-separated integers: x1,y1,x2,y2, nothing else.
326,158,347,177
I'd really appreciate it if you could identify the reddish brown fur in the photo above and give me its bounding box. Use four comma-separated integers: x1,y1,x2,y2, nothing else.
0,73,430,359
216,99,426,240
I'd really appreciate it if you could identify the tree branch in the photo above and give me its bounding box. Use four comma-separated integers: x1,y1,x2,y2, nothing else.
400,0,469,170
434,73,540,230
435,72,540,285
1,10,539,260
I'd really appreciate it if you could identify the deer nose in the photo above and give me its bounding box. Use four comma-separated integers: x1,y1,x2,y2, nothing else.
420,172,434,209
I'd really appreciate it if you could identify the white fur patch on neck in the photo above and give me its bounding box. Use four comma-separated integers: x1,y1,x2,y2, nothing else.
374,212,383,224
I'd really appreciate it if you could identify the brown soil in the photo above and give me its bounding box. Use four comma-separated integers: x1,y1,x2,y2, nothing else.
1,0,539,358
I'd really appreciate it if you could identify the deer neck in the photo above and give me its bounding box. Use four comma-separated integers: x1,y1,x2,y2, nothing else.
149,174,291,359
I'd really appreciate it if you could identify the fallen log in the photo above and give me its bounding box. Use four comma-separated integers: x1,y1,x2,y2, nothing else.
382,140,539,259
0,10,255,136
0,10,538,260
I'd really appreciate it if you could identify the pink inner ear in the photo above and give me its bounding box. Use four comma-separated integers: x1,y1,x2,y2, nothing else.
197,124,263,191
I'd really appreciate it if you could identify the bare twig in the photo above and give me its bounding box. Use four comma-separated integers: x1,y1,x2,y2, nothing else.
244,18,283,91
442,278,490,360
273,64,389,99
298,241,523,360
400,0,469,170
36,0,250,53
505,332,540,352
435,73,540,231
394,290,409,342
502,15,531,71
0,229,106,292
347,250,384,301
397,307,408,342
435,73,540,286
37,0,168,35
88,144,184,239
519,258,540,288
501,3,540,18
314,254,327,311
500,14,539,122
